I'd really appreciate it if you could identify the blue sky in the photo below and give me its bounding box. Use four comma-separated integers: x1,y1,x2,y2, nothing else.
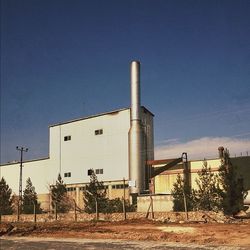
1,0,250,163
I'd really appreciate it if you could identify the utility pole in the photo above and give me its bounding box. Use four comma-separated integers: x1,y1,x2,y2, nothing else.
182,152,189,221
16,146,28,221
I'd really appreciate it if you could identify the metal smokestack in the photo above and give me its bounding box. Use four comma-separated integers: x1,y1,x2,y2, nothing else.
129,61,144,195
131,61,141,122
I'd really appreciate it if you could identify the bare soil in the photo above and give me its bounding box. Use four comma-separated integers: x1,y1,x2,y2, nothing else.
1,219,250,247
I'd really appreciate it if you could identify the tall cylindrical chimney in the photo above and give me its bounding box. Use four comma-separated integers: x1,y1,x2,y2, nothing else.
131,61,141,122
129,61,144,195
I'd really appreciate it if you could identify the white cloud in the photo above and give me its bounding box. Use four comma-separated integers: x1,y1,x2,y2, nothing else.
155,137,250,160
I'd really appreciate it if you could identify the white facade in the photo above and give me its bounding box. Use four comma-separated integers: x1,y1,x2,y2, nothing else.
0,158,52,195
0,107,154,196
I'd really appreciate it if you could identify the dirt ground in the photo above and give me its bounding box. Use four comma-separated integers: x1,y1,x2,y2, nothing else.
1,219,250,247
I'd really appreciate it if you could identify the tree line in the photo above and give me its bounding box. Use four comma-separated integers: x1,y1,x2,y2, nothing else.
0,170,135,216
172,149,248,215
0,177,42,216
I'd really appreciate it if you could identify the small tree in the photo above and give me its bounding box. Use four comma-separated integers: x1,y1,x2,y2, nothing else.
171,174,193,211
22,177,42,214
0,177,13,215
83,170,108,213
218,149,247,215
51,174,71,213
192,161,221,211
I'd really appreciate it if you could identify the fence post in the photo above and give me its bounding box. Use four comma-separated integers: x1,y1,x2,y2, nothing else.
123,178,126,220
183,190,188,220
74,200,77,222
150,195,154,219
55,202,58,221
33,202,37,223
95,198,99,220
17,199,21,222
122,198,126,220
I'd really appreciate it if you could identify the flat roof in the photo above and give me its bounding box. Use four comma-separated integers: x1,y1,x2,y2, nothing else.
0,157,49,167
50,106,154,127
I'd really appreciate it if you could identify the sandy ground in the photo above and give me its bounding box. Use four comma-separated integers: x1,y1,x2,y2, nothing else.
1,219,250,247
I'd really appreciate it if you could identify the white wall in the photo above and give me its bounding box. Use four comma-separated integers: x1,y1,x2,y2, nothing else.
0,158,52,194
49,109,131,184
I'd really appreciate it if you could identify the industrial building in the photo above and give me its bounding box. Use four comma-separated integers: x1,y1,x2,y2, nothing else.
1,61,249,212
138,151,250,212
0,61,154,210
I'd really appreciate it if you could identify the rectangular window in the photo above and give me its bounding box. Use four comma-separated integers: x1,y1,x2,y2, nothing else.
64,136,71,141
95,169,103,175
112,184,128,189
64,172,71,177
94,129,103,135
87,169,93,176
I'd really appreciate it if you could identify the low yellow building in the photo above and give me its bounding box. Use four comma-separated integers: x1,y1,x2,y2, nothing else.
137,154,250,212
151,156,250,195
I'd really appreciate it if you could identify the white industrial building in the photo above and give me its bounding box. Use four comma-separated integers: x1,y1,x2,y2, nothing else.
1,61,250,213
0,61,154,209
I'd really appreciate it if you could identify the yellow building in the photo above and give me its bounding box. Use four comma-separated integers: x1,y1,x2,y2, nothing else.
150,155,250,195
137,153,250,212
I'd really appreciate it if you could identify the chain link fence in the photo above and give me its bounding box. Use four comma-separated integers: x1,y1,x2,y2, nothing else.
0,190,137,223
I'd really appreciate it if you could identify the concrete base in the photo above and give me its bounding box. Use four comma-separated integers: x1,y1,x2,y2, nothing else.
137,194,173,212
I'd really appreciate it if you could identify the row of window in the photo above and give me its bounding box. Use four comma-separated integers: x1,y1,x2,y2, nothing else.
63,129,103,142
79,186,108,191
112,184,129,189
67,184,128,192
64,169,104,178
87,169,103,175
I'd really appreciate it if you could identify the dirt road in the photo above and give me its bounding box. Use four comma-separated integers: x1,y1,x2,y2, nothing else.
0,219,249,248
1,237,248,250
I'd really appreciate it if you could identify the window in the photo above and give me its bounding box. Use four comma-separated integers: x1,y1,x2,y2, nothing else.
66,187,76,192
112,184,128,189
79,186,86,191
87,169,93,176
64,136,71,141
95,169,103,175
64,172,71,177
94,129,103,135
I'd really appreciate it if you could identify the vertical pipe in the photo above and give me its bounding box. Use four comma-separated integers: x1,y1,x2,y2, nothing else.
130,61,141,122
129,61,144,195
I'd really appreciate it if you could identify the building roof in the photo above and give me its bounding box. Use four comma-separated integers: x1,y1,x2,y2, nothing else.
50,106,154,127
0,157,49,167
